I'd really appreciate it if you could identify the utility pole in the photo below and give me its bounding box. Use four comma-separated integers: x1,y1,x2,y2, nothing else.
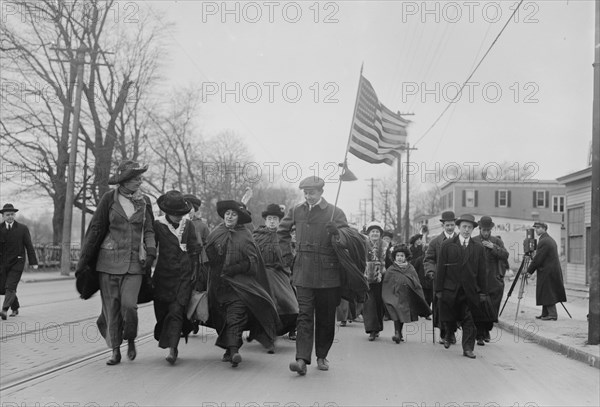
396,153,402,240
589,0,600,345
404,144,418,243
383,190,390,229
359,198,369,230
60,44,87,276
366,177,380,221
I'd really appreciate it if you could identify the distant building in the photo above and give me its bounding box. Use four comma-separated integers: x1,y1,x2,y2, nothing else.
557,167,592,286
417,179,566,270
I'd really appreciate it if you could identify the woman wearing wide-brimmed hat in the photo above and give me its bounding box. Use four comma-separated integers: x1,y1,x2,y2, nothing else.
362,221,387,341
204,200,280,367
152,190,201,364
252,204,299,342
76,160,156,365
382,245,431,343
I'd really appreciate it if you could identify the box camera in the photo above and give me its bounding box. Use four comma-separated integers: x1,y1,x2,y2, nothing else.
523,228,537,254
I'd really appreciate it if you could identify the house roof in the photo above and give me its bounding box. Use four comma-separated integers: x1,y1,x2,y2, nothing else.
556,166,592,185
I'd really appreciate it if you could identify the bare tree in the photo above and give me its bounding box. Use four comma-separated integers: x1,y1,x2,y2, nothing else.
0,0,168,243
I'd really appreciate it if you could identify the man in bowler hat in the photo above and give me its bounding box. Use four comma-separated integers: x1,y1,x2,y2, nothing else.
278,176,348,375
423,210,458,344
526,221,566,321
0,204,38,319
435,214,487,359
472,216,509,345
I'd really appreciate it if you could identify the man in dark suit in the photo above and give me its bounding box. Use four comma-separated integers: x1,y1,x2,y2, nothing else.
527,221,567,321
0,203,38,320
435,214,487,359
423,211,457,344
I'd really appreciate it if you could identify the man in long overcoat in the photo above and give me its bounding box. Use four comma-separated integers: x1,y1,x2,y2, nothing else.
278,176,348,375
0,203,38,319
472,216,509,344
423,210,457,344
435,214,487,359
526,222,567,320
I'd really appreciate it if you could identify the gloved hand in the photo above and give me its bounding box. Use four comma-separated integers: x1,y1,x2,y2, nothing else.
325,221,339,236
222,259,250,277
435,292,442,300
425,271,435,280
144,255,155,275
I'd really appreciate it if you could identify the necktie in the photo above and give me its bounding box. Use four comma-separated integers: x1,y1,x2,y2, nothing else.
7,224,11,231
463,240,468,251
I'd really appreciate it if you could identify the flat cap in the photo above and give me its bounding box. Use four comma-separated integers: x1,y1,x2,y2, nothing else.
532,221,548,229
299,176,325,190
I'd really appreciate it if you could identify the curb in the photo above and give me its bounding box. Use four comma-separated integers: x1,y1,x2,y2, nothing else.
497,320,599,369
21,276,75,283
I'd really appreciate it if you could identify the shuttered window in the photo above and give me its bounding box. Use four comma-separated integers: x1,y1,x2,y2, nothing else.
567,206,584,263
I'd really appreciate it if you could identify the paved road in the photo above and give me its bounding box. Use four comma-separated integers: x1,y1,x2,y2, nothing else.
1,280,598,407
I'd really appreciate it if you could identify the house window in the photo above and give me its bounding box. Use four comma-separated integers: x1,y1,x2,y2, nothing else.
533,190,549,208
567,206,584,263
552,196,565,213
496,189,511,208
463,189,477,208
448,191,453,208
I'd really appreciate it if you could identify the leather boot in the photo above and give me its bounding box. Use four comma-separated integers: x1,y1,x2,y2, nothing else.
107,347,121,365
166,347,178,365
127,339,136,360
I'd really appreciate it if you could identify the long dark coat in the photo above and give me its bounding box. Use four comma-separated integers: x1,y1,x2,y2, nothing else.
435,235,487,323
526,232,567,305
253,226,299,334
205,223,280,350
277,198,348,289
0,221,38,294
472,234,509,313
423,232,454,328
382,262,431,322
363,238,387,333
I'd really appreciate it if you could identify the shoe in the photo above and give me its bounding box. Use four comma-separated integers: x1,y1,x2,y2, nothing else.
246,334,254,343
267,345,275,354
438,338,445,345
289,359,307,376
9,310,18,317
106,348,122,365
317,358,329,371
288,332,296,341
535,315,545,319
347,320,352,324
540,316,557,321
340,321,346,327
463,350,476,359
368,332,377,341
443,336,451,349
231,353,242,367
484,331,491,343
0,310,7,320
222,351,232,362
450,333,457,344
392,334,404,344
476,339,485,346
192,322,200,335
166,348,178,365
127,340,136,361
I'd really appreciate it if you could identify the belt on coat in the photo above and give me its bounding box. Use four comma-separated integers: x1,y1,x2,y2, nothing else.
297,243,335,256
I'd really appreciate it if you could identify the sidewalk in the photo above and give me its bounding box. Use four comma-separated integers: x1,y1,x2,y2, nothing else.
18,269,600,368
498,274,599,368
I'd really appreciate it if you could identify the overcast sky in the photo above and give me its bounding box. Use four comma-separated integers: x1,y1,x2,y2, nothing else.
144,0,594,220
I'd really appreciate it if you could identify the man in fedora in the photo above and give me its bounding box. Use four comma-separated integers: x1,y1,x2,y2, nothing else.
435,214,487,359
423,210,458,344
472,216,509,345
526,221,566,321
0,203,38,320
278,176,348,375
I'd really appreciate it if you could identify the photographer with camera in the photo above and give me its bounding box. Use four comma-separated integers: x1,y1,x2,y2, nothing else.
526,221,567,321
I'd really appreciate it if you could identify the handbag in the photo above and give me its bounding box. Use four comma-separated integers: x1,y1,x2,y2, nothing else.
76,265,100,300
186,290,209,323
137,272,154,304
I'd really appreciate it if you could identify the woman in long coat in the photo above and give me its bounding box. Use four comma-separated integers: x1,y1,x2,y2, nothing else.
252,204,299,340
382,245,431,343
76,161,156,365
362,221,387,341
204,200,280,367
152,190,200,364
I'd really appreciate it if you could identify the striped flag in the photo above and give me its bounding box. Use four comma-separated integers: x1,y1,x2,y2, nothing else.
348,75,409,166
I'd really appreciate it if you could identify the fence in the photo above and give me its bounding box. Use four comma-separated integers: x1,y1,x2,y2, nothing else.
32,244,80,269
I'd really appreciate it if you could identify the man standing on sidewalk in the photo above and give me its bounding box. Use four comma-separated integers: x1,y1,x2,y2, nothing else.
435,214,487,359
0,203,38,320
278,176,348,375
526,221,567,321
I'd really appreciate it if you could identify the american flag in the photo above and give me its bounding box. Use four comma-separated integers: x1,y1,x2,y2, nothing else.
348,76,409,166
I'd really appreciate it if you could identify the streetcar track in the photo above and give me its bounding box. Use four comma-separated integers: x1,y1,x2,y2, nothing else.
0,332,155,393
0,303,153,341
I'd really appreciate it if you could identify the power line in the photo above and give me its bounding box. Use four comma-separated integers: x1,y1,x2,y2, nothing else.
413,0,525,148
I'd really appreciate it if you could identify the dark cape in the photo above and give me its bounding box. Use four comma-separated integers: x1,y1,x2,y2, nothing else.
382,262,431,322
204,223,281,349
253,226,299,335
332,227,369,303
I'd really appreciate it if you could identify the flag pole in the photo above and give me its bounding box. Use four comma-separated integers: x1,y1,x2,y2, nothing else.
331,64,364,220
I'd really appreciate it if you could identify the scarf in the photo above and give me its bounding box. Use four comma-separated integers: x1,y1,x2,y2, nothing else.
118,186,145,207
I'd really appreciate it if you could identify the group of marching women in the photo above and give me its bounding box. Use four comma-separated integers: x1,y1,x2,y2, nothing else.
76,161,297,366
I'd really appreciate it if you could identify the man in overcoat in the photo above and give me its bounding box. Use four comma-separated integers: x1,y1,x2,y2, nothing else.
278,176,348,375
435,214,487,359
423,210,457,344
472,216,509,345
526,221,567,321
0,203,38,319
